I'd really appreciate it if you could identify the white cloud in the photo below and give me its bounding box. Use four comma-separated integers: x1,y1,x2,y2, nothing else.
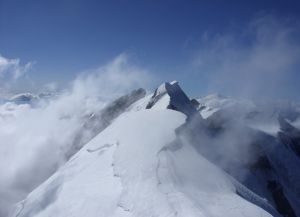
0,54,34,97
0,54,33,80
0,53,152,216
192,14,300,99
72,53,151,103
43,82,58,92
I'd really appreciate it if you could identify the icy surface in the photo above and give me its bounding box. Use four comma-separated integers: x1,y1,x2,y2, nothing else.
8,81,300,217
11,109,273,217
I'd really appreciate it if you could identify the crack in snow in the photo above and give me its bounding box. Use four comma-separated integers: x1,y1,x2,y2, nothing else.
111,141,132,214
86,143,113,153
117,203,131,212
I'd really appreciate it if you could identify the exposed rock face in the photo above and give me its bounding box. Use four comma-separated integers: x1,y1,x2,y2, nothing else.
278,116,300,158
146,81,203,120
193,95,300,217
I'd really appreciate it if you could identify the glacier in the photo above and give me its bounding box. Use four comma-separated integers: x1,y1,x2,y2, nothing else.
5,81,300,217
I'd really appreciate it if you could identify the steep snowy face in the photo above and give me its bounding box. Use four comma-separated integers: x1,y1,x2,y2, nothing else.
66,88,146,158
278,116,300,158
197,94,300,137
145,81,200,118
9,81,300,217
11,110,274,217
0,88,146,217
196,94,256,119
11,110,185,217
190,93,300,217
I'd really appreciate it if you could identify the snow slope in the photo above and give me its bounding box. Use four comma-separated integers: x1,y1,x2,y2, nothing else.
9,81,300,217
0,88,146,216
11,109,274,217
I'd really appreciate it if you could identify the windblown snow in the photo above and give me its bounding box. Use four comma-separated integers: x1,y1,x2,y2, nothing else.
4,81,300,217
10,109,272,217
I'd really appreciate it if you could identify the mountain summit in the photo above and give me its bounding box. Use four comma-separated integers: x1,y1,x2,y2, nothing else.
10,82,300,217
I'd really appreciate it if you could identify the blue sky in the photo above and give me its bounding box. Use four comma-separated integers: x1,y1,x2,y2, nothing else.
1,0,300,99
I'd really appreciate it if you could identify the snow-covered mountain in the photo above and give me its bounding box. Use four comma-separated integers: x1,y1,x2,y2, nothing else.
0,92,59,106
9,81,300,217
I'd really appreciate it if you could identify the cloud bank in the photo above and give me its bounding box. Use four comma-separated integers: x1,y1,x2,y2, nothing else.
0,54,151,216
193,14,300,100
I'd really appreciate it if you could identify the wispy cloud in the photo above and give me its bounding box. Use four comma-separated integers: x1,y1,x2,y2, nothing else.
72,53,152,103
192,13,300,100
0,53,152,216
0,54,34,98
0,54,33,80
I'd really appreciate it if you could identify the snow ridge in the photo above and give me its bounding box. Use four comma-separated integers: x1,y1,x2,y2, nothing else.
9,81,300,217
